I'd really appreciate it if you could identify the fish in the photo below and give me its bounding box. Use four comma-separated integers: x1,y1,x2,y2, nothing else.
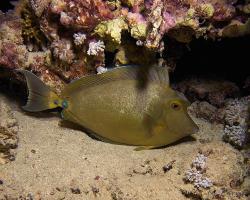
18,65,198,150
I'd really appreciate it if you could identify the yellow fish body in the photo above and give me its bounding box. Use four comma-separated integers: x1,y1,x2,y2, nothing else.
19,66,198,149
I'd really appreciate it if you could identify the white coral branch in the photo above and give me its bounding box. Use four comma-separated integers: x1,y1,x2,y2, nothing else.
87,40,105,56
73,32,86,45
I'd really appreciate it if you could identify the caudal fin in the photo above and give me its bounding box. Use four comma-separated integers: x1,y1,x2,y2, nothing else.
18,70,61,112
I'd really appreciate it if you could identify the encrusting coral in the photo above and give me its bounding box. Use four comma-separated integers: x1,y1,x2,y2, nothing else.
184,153,213,190
0,0,249,89
223,97,249,148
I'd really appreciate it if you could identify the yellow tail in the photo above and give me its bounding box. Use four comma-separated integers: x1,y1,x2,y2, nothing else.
18,70,62,112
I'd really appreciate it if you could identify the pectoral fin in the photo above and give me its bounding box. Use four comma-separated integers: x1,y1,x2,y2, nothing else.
143,100,165,138
142,113,155,138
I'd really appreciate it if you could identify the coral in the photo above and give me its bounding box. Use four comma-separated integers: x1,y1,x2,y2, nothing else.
212,2,235,22
180,142,247,199
184,153,213,190
0,0,250,88
190,96,249,148
114,41,157,66
224,125,247,147
144,0,165,49
184,169,213,189
87,40,105,56
0,42,27,69
59,11,73,26
29,0,52,17
192,153,207,170
127,12,147,40
0,14,28,69
51,38,75,64
197,3,215,19
20,2,47,50
49,0,66,14
96,66,107,74
136,40,143,46
0,96,19,164
0,12,66,91
223,97,249,148
94,18,128,51
0,14,23,44
185,169,202,183
190,97,249,148
73,32,86,46
52,0,114,30
121,0,135,7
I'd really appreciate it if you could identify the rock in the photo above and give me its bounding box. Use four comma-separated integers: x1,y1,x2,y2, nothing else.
176,79,239,107
0,96,19,164
189,101,224,123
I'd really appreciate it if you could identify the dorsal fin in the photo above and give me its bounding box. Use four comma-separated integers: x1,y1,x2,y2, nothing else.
62,65,169,96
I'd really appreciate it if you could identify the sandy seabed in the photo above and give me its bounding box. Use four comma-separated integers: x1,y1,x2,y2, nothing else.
0,94,249,200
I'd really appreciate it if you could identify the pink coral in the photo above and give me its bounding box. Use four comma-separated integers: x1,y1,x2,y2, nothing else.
0,42,26,69
161,11,176,33
131,0,144,13
0,0,249,89
51,39,75,63
0,43,19,69
58,0,114,30
127,12,146,25
145,0,164,49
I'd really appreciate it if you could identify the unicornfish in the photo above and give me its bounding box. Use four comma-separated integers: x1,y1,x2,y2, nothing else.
18,65,199,149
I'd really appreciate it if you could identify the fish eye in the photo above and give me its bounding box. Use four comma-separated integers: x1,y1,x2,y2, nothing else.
170,101,182,111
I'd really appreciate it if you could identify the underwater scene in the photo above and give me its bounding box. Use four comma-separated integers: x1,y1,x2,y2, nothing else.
0,0,249,199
